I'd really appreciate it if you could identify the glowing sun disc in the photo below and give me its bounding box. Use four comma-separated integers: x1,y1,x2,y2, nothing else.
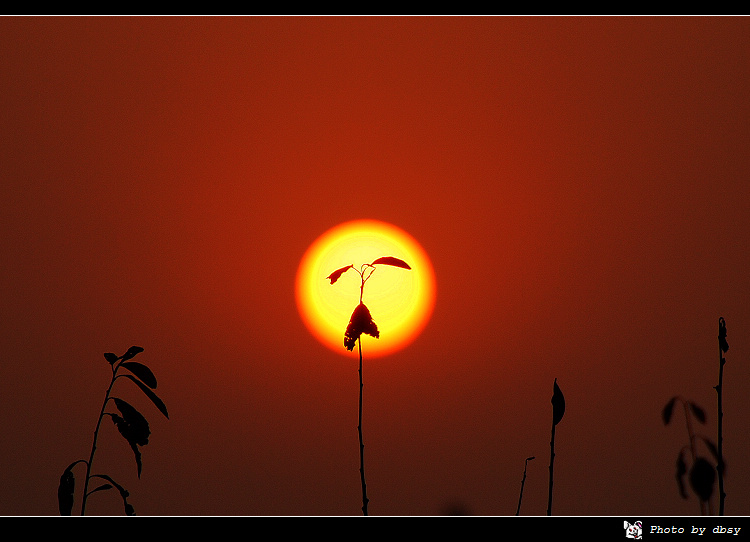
296,219,436,358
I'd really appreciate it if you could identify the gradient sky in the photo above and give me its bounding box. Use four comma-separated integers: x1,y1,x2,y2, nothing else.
2,16,749,516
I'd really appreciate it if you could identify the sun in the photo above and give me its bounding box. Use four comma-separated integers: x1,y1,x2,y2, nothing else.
296,219,436,358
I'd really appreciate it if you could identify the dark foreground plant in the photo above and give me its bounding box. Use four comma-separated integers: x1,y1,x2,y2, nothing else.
516,456,535,516
547,378,565,516
327,256,411,516
663,396,721,515
58,346,169,515
714,317,729,515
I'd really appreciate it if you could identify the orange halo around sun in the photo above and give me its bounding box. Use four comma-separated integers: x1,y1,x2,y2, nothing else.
296,219,436,358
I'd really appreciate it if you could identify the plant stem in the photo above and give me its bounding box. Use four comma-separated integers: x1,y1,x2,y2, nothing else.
717,339,726,515
516,456,533,516
80,364,117,515
358,337,369,516
547,421,556,516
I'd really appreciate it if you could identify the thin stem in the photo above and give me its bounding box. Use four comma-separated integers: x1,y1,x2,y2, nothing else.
80,363,118,516
547,422,556,516
358,337,369,516
717,342,726,515
516,456,534,516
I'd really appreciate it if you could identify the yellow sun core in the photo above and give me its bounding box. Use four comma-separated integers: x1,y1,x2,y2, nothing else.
296,219,436,358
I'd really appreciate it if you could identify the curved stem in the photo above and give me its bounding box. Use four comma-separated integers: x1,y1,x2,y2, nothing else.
358,337,369,516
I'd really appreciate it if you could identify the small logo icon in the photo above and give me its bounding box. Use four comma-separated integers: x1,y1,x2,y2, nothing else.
624,520,643,539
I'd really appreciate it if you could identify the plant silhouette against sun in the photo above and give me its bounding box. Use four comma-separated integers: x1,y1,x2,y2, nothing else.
58,346,169,516
327,255,411,516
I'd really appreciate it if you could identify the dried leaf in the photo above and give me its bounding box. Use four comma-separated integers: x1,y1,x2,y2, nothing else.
551,379,565,426
93,474,134,515
662,397,677,425
104,352,119,364
690,457,716,502
371,256,411,270
121,361,158,389
344,303,380,351
111,398,150,478
120,346,144,362
57,465,75,515
719,317,729,353
113,398,150,446
326,265,353,285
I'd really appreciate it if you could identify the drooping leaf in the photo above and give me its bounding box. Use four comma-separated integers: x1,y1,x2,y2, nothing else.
57,464,76,515
719,317,729,353
675,451,688,499
326,265,353,285
344,303,380,351
662,397,678,425
122,374,169,419
89,483,113,495
551,378,565,426
104,352,119,365
113,398,150,446
121,361,157,389
92,474,134,516
689,457,716,502
689,402,706,424
111,398,150,478
120,346,144,362
371,256,411,270
111,413,145,477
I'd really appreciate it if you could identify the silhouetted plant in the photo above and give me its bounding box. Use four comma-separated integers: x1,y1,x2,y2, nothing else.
714,317,729,514
516,455,535,516
58,346,169,515
547,378,565,516
327,256,411,516
663,396,721,514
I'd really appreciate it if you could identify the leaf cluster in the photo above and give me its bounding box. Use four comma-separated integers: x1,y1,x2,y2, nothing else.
58,346,169,515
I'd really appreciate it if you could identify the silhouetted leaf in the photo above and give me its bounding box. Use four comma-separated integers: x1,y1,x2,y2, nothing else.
344,303,380,351
662,397,678,425
111,413,144,477
690,402,706,424
371,256,411,270
551,379,565,426
93,474,134,515
719,317,729,353
113,398,150,446
121,361,157,389
111,398,150,478
58,464,76,515
675,451,688,499
122,374,169,419
690,457,716,502
326,265,353,285
700,437,724,470
104,352,119,365
120,346,144,362
89,483,113,495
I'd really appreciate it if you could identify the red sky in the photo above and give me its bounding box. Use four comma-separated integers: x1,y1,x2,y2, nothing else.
1,16,749,516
